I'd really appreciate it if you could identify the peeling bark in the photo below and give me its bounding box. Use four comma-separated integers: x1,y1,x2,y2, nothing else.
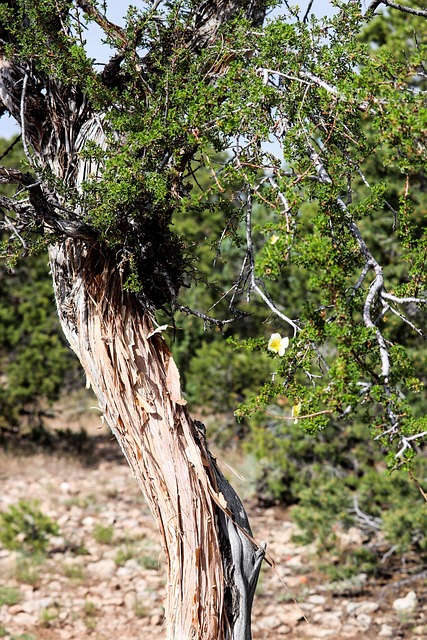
48,241,264,639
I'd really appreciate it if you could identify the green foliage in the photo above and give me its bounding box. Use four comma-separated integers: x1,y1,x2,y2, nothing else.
93,524,114,545
0,500,59,554
246,411,427,576
0,138,80,433
0,0,425,453
0,586,21,607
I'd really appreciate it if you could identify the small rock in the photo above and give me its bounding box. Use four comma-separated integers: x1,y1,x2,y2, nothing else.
312,612,342,628
87,558,116,578
13,611,37,627
50,535,67,548
378,623,394,637
358,601,379,615
347,600,379,616
8,603,24,615
256,616,281,631
413,624,427,635
22,596,53,613
302,629,336,638
57,628,77,639
150,613,163,626
307,594,327,605
393,590,418,612
278,604,305,628
103,595,124,606
82,516,95,527
124,591,137,608
355,613,372,629
276,624,291,634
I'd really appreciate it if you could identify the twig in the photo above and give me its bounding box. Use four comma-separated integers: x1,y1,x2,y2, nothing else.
379,569,427,599
409,470,427,503
174,304,248,329
386,303,424,336
381,292,427,305
76,0,128,46
244,188,299,334
367,0,427,18
0,134,21,162
395,431,427,458
265,409,333,421
302,0,315,23
1,214,27,252
351,496,382,530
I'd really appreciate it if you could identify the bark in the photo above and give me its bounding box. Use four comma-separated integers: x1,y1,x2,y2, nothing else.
0,2,267,638
48,240,264,639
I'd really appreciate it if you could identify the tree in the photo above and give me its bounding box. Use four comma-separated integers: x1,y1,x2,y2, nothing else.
0,1,426,638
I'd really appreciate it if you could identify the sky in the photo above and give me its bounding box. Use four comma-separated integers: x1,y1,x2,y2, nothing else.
0,0,342,139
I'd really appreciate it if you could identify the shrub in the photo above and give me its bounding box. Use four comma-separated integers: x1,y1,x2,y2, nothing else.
247,415,427,576
0,500,59,554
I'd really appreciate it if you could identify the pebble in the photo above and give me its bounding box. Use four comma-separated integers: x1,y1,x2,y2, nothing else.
378,623,394,637
347,600,379,615
393,590,418,612
278,604,305,628
307,594,327,605
355,612,372,629
413,624,427,635
86,558,117,578
21,596,53,613
256,615,282,631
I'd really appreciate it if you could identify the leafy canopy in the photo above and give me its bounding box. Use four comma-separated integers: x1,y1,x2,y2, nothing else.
0,0,426,463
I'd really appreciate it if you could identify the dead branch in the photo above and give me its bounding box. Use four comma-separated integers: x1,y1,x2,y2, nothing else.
367,0,427,18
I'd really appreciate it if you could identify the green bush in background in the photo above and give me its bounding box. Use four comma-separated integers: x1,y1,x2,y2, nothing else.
0,500,59,554
0,138,80,433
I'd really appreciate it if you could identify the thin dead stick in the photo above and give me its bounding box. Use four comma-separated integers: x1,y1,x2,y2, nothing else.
265,409,333,421
409,470,427,503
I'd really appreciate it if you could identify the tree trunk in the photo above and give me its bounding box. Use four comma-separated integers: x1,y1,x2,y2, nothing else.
48,239,264,639
0,2,267,636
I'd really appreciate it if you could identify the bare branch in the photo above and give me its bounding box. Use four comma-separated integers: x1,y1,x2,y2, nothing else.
174,303,248,329
351,496,382,531
76,0,128,46
244,188,300,334
0,134,21,162
382,291,427,305
0,214,28,252
367,0,427,18
386,303,424,337
303,0,315,23
395,431,427,458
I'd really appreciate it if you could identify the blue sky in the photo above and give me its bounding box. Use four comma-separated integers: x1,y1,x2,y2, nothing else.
0,0,341,139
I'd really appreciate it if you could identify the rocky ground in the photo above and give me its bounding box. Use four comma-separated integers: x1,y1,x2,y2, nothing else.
0,428,426,640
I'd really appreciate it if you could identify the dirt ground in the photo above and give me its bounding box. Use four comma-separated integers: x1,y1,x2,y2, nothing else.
0,412,426,640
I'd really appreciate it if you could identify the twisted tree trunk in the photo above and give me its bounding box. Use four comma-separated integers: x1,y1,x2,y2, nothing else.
48,239,264,639
0,2,267,638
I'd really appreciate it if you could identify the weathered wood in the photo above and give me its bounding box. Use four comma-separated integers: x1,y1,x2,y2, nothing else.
48,241,264,639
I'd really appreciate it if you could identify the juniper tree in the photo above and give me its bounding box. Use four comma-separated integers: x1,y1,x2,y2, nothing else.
0,1,426,638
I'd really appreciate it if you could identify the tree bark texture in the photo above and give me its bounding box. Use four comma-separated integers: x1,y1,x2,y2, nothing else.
0,2,267,638
48,240,264,639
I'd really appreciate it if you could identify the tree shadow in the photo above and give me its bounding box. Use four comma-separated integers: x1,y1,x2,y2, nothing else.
0,423,126,467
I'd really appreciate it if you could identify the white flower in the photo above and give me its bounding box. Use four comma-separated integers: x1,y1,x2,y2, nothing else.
268,333,289,356
270,234,280,245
